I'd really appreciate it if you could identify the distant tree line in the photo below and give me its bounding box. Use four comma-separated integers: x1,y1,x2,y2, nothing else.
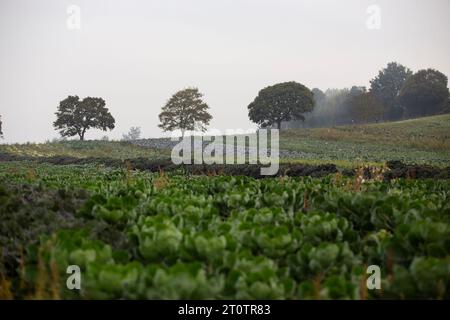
286,62,450,129
47,61,448,141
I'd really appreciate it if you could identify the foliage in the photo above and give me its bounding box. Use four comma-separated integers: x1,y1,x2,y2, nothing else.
287,87,360,129
158,88,212,136
369,62,413,120
53,96,115,141
248,82,314,129
398,69,449,118
0,184,86,276
312,88,326,105
0,162,449,299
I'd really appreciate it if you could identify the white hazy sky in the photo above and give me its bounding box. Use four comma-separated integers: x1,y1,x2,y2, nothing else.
1,0,449,143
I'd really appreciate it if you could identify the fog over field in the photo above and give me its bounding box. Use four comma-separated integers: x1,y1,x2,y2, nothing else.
1,0,450,143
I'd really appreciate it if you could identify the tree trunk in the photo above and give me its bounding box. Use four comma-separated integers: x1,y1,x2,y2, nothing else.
79,128,86,141
277,120,282,130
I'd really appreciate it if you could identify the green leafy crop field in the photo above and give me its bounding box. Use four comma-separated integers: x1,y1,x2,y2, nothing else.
0,115,449,300
0,162,449,299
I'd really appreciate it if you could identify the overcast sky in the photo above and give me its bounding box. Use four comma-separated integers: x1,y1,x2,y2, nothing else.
1,0,449,143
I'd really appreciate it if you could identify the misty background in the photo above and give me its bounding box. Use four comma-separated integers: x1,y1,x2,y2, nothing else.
1,0,449,143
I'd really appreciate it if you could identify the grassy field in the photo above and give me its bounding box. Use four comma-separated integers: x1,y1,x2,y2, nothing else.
0,140,170,160
1,115,448,168
280,114,450,167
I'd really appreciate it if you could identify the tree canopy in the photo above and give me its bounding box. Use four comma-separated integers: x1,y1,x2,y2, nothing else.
398,69,449,118
248,81,314,129
0,115,3,138
158,88,212,136
370,62,412,120
53,96,115,141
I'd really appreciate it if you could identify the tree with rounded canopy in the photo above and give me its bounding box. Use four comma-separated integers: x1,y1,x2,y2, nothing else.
248,81,314,129
370,62,412,120
158,87,212,136
0,115,3,138
53,96,115,141
398,69,449,118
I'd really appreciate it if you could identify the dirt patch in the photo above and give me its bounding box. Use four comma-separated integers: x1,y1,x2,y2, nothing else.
384,160,450,179
0,152,448,179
